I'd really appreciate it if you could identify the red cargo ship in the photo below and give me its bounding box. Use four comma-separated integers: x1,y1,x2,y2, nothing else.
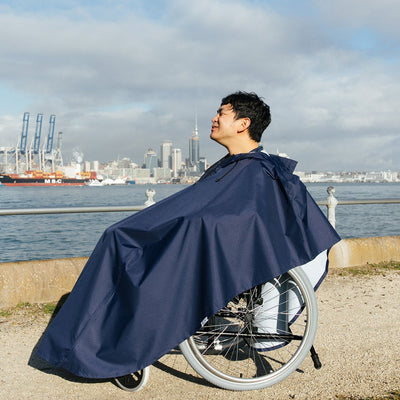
0,171,95,186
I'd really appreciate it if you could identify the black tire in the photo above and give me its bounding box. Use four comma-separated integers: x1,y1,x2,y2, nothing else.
114,367,150,392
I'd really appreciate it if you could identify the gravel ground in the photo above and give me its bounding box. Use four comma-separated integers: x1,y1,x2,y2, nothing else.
0,271,399,400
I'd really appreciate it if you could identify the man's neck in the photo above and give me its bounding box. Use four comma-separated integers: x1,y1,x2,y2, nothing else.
227,140,260,155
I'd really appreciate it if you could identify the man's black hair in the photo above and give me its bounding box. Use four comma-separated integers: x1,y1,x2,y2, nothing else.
221,91,271,142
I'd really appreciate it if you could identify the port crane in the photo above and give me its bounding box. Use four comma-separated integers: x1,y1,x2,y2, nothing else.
44,129,64,171
14,112,31,173
19,112,30,155
0,112,62,175
41,115,60,171
45,115,56,154
27,113,43,170
0,112,30,174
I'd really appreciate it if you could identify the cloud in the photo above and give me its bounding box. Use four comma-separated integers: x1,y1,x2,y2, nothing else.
314,0,400,38
0,0,399,171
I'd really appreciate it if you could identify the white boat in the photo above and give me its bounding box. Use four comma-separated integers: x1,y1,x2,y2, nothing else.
86,179,104,186
101,178,114,185
113,177,127,185
102,177,127,185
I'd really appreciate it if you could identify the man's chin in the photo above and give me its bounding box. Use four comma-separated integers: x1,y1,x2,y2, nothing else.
210,133,221,143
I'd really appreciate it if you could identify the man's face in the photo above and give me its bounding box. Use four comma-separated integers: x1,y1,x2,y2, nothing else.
210,104,241,146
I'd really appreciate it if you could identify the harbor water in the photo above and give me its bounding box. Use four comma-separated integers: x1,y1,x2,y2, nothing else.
1,183,400,263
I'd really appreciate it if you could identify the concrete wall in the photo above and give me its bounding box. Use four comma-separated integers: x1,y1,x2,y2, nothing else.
328,236,400,269
1,236,399,309
0,257,87,309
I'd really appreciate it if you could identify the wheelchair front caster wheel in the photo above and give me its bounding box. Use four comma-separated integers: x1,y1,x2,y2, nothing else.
114,366,150,392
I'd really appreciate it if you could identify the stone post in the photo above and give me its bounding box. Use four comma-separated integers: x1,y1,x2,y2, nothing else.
326,186,338,228
144,188,156,207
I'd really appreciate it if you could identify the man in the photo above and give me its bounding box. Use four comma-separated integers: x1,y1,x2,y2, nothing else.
199,91,271,182
36,92,340,380
210,91,270,154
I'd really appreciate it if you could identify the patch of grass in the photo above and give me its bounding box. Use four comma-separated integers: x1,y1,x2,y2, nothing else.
336,390,400,400
0,293,69,318
0,301,59,318
16,302,32,308
0,309,12,317
41,303,58,314
330,261,400,276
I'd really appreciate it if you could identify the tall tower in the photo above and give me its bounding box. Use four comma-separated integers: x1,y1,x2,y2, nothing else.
189,115,200,169
171,148,182,177
160,140,172,169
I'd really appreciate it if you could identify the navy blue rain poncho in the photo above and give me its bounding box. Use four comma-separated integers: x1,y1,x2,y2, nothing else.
36,150,340,378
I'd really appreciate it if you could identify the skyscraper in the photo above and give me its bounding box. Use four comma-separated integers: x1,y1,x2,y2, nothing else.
171,148,182,178
160,140,172,169
189,115,200,169
144,148,158,174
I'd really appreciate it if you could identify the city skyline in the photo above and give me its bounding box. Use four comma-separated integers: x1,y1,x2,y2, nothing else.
84,139,400,177
2,109,399,177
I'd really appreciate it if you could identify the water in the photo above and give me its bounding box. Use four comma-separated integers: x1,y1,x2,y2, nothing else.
307,182,400,239
0,185,182,263
1,182,399,263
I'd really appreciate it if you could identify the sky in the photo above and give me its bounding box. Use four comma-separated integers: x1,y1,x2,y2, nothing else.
0,0,399,171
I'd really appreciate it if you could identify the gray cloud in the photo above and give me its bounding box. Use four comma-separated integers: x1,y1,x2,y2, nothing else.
314,0,400,38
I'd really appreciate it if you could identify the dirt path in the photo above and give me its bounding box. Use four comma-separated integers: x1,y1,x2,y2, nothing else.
1,271,399,400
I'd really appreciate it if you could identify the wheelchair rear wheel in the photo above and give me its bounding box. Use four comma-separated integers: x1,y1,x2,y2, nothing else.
179,266,318,391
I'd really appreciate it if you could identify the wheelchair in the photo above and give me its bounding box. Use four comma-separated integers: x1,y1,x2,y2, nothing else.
114,265,321,392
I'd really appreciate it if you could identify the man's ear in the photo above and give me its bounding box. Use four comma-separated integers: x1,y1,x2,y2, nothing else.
237,117,251,133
